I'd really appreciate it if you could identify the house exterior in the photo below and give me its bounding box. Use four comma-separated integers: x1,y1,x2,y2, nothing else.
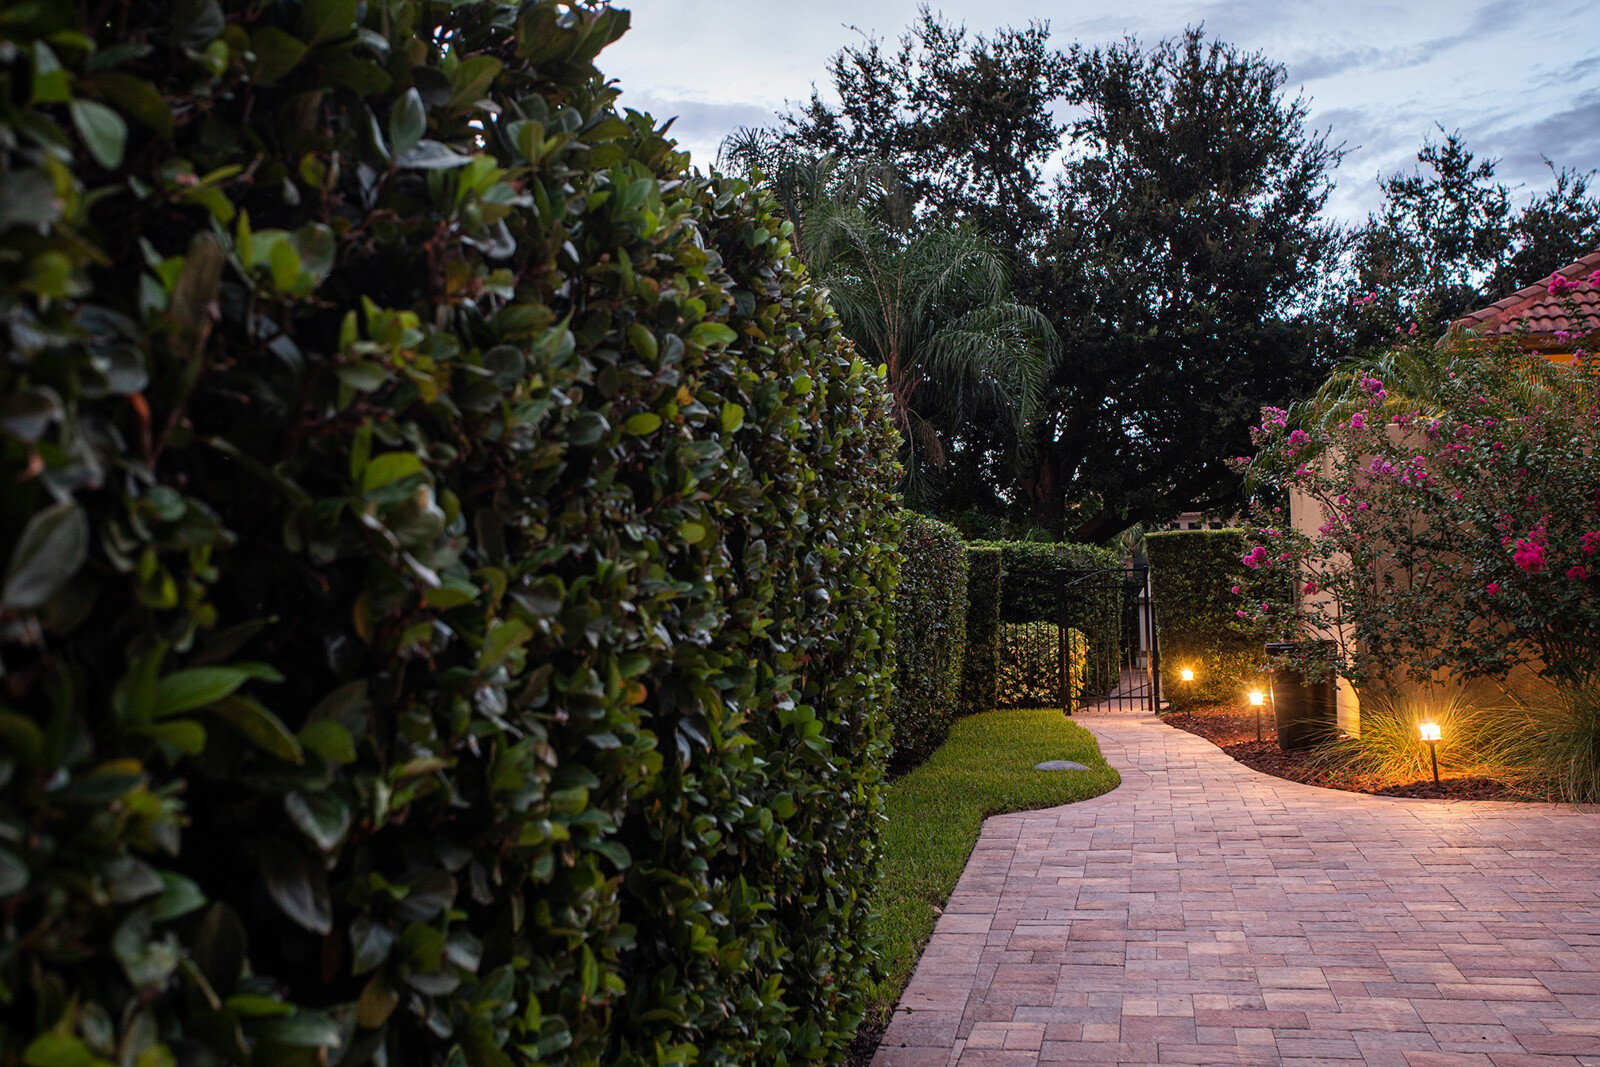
1282,252,1600,736
1449,249,1600,361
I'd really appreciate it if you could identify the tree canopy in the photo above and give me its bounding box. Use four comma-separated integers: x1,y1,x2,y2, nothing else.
1035,30,1344,541
748,10,1600,543
1346,131,1600,345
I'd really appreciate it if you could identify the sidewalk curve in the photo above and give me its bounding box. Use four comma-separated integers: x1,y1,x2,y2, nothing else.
875,705,1600,1066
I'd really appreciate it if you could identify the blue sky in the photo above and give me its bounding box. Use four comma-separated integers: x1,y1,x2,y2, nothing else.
601,0,1600,222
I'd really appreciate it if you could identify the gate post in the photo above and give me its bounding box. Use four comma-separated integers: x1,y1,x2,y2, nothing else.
1056,568,1071,716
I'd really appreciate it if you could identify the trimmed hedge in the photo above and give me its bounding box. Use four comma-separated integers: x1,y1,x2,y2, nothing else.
974,541,1123,694
890,515,968,767
1147,530,1258,708
996,625,1087,711
0,4,901,1065
959,545,1003,717
978,541,1123,623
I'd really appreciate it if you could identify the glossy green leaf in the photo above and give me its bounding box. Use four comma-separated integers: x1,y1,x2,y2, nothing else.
0,846,28,897
258,839,331,934
396,140,472,170
210,695,303,763
296,0,357,47
298,720,357,764
361,451,425,492
4,501,89,609
152,667,252,717
623,412,661,435
284,790,351,852
70,98,127,168
388,88,426,157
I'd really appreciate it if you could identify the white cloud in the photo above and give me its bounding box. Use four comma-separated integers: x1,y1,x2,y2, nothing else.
600,0,1600,219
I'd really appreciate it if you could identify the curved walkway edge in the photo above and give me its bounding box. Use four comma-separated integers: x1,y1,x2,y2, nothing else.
874,705,1600,1066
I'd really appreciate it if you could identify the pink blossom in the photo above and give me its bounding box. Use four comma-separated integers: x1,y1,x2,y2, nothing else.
1303,581,1318,594
1513,539,1547,574
1580,531,1600,556
1568,565,1590,581
1485,582,1501,595
1349,412,1366,430
1231,585,1241,594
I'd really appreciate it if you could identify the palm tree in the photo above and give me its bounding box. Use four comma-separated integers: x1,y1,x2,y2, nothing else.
719,130,1058,492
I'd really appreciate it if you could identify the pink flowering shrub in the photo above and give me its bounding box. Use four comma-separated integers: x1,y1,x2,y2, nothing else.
1235,325,1600,683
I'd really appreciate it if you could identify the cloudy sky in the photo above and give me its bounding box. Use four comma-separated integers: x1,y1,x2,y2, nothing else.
602,0,1600,222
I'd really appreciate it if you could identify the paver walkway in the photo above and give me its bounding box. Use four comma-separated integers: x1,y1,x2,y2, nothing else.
875,704,1600,1066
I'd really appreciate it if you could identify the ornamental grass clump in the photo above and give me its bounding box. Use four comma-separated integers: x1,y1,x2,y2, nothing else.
1505,678,1600,803
1311,687,1529,786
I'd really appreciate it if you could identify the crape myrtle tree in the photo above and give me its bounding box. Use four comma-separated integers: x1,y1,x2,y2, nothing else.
776,15,1347,542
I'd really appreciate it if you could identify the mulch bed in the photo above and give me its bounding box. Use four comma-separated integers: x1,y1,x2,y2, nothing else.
1162,701,1519,800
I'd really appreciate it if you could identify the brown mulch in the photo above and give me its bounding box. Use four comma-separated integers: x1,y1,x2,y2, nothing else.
845,1019,886,1067
1162,701,1520,801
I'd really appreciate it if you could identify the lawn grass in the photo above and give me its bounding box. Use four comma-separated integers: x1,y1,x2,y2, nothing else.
866,707,1121,1025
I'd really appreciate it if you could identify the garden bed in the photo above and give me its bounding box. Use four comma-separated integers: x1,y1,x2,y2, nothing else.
1163,701,1519,800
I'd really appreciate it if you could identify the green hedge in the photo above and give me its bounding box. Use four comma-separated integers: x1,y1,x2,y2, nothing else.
959,546,1003,717
973,541,1123,694
996,625,1087,711
1147,530,1258,707
890,515,968,767
0,3,901,1064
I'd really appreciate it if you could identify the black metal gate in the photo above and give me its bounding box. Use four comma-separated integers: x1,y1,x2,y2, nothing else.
1057,566,1160,714
993,565,1160,715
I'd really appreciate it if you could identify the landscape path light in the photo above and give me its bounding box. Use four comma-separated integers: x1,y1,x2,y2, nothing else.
1420,721,1442,785
1248,689,1265,743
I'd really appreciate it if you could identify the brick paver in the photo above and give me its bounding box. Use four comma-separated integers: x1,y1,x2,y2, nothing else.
876,704,1600,1066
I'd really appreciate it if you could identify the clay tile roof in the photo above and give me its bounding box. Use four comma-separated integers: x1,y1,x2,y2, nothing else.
1451,249,1600,340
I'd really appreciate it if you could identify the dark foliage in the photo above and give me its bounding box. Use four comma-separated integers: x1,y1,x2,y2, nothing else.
0,2,901,1064
974,541,1122,693
1146,531,1258,708
1036,29,1345,542
959,546,1002,718
1346,131,1600,345
890,515,967,768
994,624,1086,711
780,5,1070,254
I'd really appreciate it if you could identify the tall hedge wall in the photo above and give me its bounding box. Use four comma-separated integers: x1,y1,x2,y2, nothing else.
973,541,1123,694
978,541,1123,623
1146,530,1257,708
959,545,1002,717
890,515,967,768
0,3,901,1065
995,625,1087,712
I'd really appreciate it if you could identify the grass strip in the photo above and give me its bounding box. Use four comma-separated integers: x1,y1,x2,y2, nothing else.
867,707,1121,1024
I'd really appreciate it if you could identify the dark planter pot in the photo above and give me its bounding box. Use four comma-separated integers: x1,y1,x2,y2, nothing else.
1264,640,1336,751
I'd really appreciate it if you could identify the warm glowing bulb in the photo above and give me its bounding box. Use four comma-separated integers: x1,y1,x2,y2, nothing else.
1180,668,1195,682
1419,722,1442,742
1248,690,1265,706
